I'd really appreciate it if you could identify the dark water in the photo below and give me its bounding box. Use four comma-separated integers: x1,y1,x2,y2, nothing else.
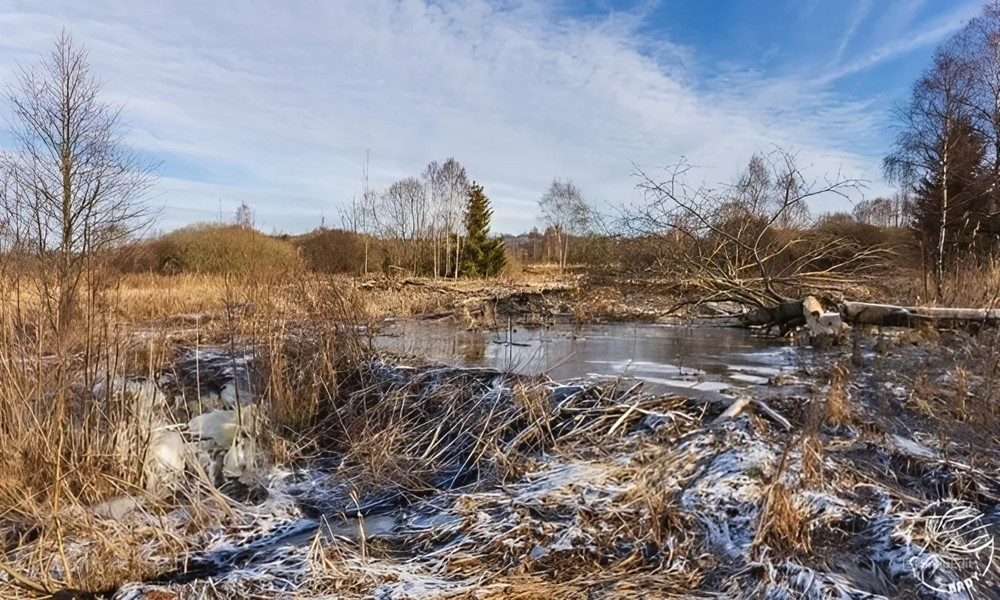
376,320,797,396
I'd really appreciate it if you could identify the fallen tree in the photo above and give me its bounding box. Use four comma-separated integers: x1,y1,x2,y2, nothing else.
622,149,890,313
840,302,1000,328
746,295,1000,333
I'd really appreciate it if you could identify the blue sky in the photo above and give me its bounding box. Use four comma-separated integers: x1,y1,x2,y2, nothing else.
0,0,988,234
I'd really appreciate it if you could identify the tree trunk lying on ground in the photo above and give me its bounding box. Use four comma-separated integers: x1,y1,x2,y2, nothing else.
743,297,1000,332
840,302,1000,328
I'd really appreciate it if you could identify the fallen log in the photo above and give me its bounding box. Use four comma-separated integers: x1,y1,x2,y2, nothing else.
752,398,792,431
713,394,752,424
743,297,1000,333
840,302,1000,328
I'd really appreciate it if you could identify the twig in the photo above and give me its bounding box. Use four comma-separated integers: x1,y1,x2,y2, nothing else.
0,559,49,594
752,399,792,431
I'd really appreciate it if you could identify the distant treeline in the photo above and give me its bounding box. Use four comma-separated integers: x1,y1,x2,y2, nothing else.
113,211,918,281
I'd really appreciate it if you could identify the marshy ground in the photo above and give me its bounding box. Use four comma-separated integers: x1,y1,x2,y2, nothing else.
1,275,998,599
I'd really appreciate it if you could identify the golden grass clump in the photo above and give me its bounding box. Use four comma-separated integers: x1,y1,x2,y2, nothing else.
754,440,812,557
754,481,812,555
907,364,938,417
800,399,825,488
825,360,851,427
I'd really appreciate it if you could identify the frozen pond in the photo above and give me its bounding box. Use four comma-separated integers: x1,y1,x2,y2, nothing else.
376,320,797,396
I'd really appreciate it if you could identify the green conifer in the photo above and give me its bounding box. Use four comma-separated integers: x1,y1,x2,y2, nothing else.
461,182,506,277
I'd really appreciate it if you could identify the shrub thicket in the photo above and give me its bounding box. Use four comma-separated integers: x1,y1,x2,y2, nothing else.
295,228,374,274
127,224,302,276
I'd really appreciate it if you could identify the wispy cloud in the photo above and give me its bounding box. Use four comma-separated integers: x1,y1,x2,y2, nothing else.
820,0,981,85
0,0,963,232
832,0,873,66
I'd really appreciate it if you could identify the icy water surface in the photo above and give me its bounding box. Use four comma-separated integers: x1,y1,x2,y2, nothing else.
376,320,797,396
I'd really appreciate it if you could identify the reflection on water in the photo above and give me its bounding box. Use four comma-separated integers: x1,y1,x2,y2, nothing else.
376,320,797,396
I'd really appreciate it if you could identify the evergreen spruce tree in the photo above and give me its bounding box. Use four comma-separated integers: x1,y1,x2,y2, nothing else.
911,116,991,259
461,182,506,277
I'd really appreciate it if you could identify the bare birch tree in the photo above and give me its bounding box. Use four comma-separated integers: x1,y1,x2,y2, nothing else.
423,160,446,277
852,197,896,227
538,179,590,271
375,176,428,273
960,4,1000,207
4,31,157,333
423,158,469,278
884,46,975,299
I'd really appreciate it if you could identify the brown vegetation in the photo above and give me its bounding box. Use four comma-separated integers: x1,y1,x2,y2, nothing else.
5,9,1000,600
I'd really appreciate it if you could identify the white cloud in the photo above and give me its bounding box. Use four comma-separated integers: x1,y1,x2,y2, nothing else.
820,0,981,84
0,0,970,233
832,0,873,66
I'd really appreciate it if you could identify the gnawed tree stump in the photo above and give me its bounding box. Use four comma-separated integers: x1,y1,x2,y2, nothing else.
741,300,809,332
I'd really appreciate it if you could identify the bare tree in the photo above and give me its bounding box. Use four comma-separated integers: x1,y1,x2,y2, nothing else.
234,201,254,229
374,176,428,273
622,149,880,313
733,153,772,217
852,197,896,226
0,153,27,280
958,4,1000,206
890,190,914,227
538,179,591,271
731,152,812,228
423,160,445,277
423,158,469,278
4,31,157,333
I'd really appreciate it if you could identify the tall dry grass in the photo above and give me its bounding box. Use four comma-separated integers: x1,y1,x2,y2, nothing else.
0,273,181,594
0,259,376,596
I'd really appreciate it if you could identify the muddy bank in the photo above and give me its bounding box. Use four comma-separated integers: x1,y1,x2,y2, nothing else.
353,275,687,324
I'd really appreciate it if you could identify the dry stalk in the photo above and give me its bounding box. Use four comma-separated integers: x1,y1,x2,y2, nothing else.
800,398,825,488
825,360,851,427
954,365,970,421
754,437,812,556
908,364,938,416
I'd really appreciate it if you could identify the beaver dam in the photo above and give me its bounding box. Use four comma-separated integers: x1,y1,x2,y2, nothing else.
2,320,1000,600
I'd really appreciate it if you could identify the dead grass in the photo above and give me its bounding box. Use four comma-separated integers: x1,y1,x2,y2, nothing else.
954,365,970,420
824,360,851,428
754,440,812,557
800,399,825,488
115,273,230,321
3,263,1000,598
0,268,377,596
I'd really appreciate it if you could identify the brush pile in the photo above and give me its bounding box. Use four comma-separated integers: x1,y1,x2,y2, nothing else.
3,333,1000,599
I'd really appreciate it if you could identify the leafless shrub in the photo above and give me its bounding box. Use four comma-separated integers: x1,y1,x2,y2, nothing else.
143,223,303,276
